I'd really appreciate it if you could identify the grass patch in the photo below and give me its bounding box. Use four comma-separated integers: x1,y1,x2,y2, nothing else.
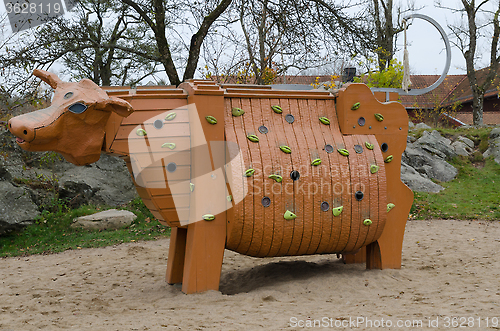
411,157,500,220
0,197,170,257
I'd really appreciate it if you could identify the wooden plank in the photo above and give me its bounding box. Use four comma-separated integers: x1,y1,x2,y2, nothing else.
166,227,187,284
155,194,191,209
121,109,189,125
116,123,190,140
126,98,187,111
342,135,361,253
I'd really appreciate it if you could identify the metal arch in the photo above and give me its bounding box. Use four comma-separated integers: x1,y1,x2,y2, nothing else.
370,13,452,98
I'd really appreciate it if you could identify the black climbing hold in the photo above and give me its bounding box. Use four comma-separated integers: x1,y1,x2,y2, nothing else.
355,191,364,201
321,201,330,212
381,142,389,153
285,114,295,123
166,162,177,173
154,119,164,129
258,125,268,134
358,117,366,126
262,196,271,207
290,170,300,181
324,144,334,153
354,145,363,154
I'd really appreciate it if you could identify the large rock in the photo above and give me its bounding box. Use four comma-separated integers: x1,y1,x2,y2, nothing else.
483,136,500,164
403,145,458,182
457,136,474,149
56,153,136,208
400,162,444,193
451,141,471,157
415,130,457,159
0,181,40,234
71,209,137,230
413,122,431,130
489,127,500,140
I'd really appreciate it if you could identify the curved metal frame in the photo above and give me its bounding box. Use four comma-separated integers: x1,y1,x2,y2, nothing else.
370,13,452,97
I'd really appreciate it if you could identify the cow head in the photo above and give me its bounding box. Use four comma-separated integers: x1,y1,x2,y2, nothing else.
8,70,133,165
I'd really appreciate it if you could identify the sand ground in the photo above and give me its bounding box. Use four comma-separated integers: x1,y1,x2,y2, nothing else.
1,219,499,330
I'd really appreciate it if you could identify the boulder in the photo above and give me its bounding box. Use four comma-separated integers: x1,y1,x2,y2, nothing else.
71,209,137,230
400,162,444,193
451,141,471,157
0,181,40,234
413,122,431,130
457,136,474,149
483,136,500,164
415,130,457,159
490,127,500,140
408,121,415,129
403,145,458,182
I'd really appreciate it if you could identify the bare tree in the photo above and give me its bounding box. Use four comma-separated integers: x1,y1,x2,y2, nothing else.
440,0,500,125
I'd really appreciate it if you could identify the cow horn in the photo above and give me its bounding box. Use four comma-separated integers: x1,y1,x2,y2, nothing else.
33,69,63,89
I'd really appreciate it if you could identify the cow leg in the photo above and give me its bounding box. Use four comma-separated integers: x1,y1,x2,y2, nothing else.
181,218,226,294
166,227,187,284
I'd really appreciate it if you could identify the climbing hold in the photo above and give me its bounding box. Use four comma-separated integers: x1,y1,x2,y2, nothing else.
319,117,330,125
311,158,322,166
370,165,379,174
232,107,245,117
205,116,217,124
161,142,176,150
190,183,195,192
284,210,297,220
332,206,343,217
203,214,215,221
338,148,349,156
227,195,233,202
268,174,283,183
374,113,384,122
365,142,374,150
165,112,177,121
384,155,393,163
136,128,147,136
245,168,255,177
363,219,373,226
280,145,291,154
247,134,259,142
351,102,361,110
354,145,364,154
387,203,395,212
271,105,283,114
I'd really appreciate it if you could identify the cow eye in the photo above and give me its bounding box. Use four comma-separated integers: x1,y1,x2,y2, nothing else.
68,102,88,114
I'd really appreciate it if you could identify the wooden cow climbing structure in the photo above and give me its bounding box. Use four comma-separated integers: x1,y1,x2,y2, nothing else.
8,70,413,294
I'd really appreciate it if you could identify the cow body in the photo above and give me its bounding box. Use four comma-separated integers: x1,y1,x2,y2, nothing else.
9,72,413,294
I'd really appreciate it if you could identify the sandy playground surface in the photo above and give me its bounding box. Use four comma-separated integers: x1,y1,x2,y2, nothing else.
1,219,500,330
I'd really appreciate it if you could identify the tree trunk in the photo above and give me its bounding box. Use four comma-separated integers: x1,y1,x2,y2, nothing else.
472,90,484,126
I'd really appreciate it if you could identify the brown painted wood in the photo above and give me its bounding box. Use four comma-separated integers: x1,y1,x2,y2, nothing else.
342,135,361,253
166,227,187,284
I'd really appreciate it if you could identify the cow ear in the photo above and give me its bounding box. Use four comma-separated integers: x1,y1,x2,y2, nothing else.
95,97,133,117
33,69,63,89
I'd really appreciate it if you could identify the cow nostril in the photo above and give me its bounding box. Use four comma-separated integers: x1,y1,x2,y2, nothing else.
23,130,28,135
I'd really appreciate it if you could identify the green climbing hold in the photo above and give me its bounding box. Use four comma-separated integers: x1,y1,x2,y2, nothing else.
247,134,259,142
271,105,283,114
203,214,215,221
319,117,330,125
387,203,395,212
227,195,233,202
370,165,379,174
245,168,255,177
332,206,343,217
351,102,361,110
284,210,297,220
338,148,349,156
205,116,217,124
311,158,322,166
363,219,373,226
136,128,147,136
280,145,291,154
232,107,245,117
384,155,393,163
365,142,374,150
268,174,283,183
190,183,195,192
374,113,384,122
165,112,177,121
161,142,176,150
